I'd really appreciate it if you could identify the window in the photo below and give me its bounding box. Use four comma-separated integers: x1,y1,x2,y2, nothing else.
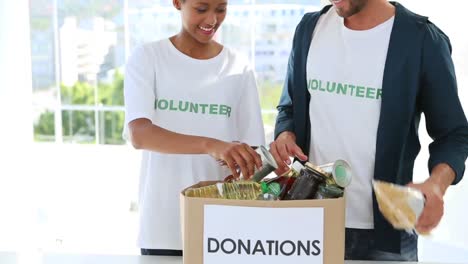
31,0,125,144
24,0,322,254
31,0,321,145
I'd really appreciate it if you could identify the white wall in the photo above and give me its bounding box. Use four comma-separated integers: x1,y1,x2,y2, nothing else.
0,1,33,141
397,0,468,258
0,0,35,252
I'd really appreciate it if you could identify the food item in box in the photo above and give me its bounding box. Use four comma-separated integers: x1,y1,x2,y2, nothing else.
249,145,279,182
263,161,303,200
222,181,262,200
284,165,326,200
373,180,425,232
218,145,278,182
306,160,353,188
185,182,262,200
185,184,222,198
319,159,353,188
316,184,344,199
280,160,304,178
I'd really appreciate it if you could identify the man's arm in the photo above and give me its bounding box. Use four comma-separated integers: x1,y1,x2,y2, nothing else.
420,21,468,185
409,21,468,234
129,118,262,179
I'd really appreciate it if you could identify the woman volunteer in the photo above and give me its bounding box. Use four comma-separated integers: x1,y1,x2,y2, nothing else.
123,0,265,256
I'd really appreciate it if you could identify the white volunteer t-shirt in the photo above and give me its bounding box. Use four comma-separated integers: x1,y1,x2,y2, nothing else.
124,39,265,249
306,7,394,229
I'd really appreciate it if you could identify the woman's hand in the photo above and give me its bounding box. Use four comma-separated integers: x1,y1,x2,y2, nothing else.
207,140,262,179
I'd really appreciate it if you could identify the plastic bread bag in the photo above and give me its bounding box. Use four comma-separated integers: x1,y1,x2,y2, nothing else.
372,180,427,235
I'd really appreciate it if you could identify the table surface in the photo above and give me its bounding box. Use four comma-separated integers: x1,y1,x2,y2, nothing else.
0,252,460,264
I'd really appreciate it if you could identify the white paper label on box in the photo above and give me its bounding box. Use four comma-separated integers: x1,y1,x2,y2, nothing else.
203,205,324,264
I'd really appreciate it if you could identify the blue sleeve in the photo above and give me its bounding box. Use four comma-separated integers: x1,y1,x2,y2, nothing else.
421,21,468,184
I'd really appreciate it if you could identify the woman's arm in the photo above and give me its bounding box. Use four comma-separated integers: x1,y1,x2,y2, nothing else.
129,118,262,179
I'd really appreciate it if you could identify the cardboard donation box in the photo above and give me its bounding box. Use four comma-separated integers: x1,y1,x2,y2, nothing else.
180,181,345,264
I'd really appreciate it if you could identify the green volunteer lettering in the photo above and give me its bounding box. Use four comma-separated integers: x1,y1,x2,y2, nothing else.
327,82,336,93
158,99,168,110
199,104,208,114
366,87,376,99
169,100,178,111
348,85,356,96
219,105,227,115
153,98,231,118
307,78,382,100
356,86,365,98
318,80,326,91
337,83,347,95
179,101,189,112
376,89,383,100
308,79,319,90
209,104,218,114
190,102,198,113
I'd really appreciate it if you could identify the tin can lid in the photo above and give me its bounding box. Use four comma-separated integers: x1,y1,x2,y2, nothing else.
332,159,352,188
291,161,305,173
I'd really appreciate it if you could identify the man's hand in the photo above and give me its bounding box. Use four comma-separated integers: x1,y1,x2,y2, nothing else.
407,163,455,234
407,181,444,234
269,131,308,174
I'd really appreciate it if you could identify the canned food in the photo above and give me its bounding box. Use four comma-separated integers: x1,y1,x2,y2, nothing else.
316,184,344,199
249,145,278,182
318,159,352,188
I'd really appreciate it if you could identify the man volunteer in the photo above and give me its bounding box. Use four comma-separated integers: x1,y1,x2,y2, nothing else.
270,0,468,261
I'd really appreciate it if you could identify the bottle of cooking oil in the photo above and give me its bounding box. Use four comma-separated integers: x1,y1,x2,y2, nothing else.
185,182,262,200
185,184,222,198
222,181,262,200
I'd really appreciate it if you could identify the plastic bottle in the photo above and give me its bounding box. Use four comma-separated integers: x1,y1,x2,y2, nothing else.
185,182,262,200
261,181,281,197
222,181,262,200
185,184,222,198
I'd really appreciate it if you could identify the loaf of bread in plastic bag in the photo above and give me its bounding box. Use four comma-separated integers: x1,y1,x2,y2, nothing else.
373,180,425,232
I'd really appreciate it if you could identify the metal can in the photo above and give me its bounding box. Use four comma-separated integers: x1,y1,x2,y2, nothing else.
284,166,326,200
315,184,344,199
317,159,352,188
249,145,278,182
